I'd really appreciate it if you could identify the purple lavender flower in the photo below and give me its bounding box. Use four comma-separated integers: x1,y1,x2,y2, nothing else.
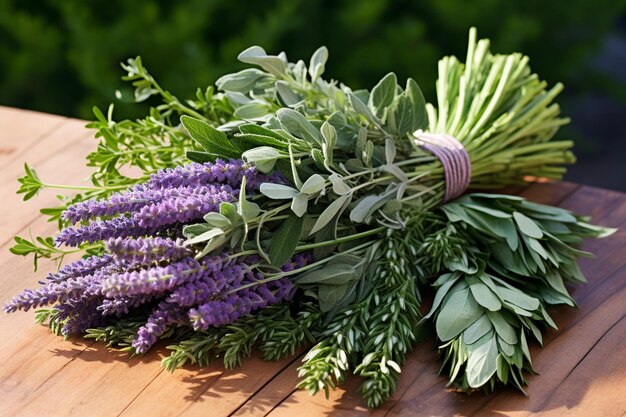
101,257,206,298
134,185,235,229
98,294,157,316
63,184,233,224
4,273,104,313
105,237,190,266
43,254,113,283
132,300,188,353
56,216,156,247
60,298,105,335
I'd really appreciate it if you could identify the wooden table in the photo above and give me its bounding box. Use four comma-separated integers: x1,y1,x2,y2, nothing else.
0,106,624,417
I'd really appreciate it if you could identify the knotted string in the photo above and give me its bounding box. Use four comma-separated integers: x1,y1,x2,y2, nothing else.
414,131,471,203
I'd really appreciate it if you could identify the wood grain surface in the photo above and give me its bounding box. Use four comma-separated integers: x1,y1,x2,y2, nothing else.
0,106,624,417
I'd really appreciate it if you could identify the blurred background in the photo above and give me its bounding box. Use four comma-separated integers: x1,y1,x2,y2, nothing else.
1,0,625,190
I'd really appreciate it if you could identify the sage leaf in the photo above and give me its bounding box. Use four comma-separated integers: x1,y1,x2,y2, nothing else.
260,183,299,199
180,115,238,157
487,311,518,344
296,263,357,285
463,314,493,344
309,46,328,82
268,214,304,267
436,287,482,341
466,337,498,388
310,194,351,236
369,72,397,120
242,146,281,173
238,46,287,77
513,211,543,239
300,174,325,195
277,108,321,145
291,193,308,217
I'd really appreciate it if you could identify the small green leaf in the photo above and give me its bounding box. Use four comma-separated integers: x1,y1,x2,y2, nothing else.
296,263,357,285
203,213,231,229
180,115,238,157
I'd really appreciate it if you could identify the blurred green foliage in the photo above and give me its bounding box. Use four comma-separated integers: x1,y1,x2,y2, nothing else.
1,0,624,119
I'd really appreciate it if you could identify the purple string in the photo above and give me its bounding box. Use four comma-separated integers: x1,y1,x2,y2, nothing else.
415,131,471,202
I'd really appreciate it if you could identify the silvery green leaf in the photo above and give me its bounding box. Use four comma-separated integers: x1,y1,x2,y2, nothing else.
233,102,271,119
405,78,428,131
498,286,540,311
347,92,379,125
382,164,408,182
291,193,308,217
310,194,351,236
328,174,351,195
369,72,397,120
435,287,482,341
467,277,502,312
296,263,357,285
215,68,267,93
184,228,225,246
463,314,493,344
259,183,299,199
300,174,325,195
461,202,512,218
237,200,261,220
202,212,231,229
497,337,515,357
384,138,396,165
182,223,212,239
423,274,460,320
269,214,304,267
520,330,532,364
309,46,328,82
496,354,510,384
288,145,303,189
466,337,498,388
321,121,337,152
225,91,253,105
513,211,543,239
487,311,518,344
276,80,301,106
318,284,349,313
197,234,228,259
277,108,322,145
242,146,281,173
238,46,286,77
363,140,374,166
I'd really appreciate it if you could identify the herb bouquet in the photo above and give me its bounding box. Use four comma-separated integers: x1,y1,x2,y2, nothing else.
6,29,615,408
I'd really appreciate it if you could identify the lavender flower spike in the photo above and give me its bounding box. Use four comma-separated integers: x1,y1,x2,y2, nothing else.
105,237,190,266
132,301,188,354
55,216,155,247
101,257,206,298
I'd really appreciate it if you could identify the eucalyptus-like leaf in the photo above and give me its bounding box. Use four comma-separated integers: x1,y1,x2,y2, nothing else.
277,108,322,145
215,68,268,93
436,286,482,341
328,173,351,195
